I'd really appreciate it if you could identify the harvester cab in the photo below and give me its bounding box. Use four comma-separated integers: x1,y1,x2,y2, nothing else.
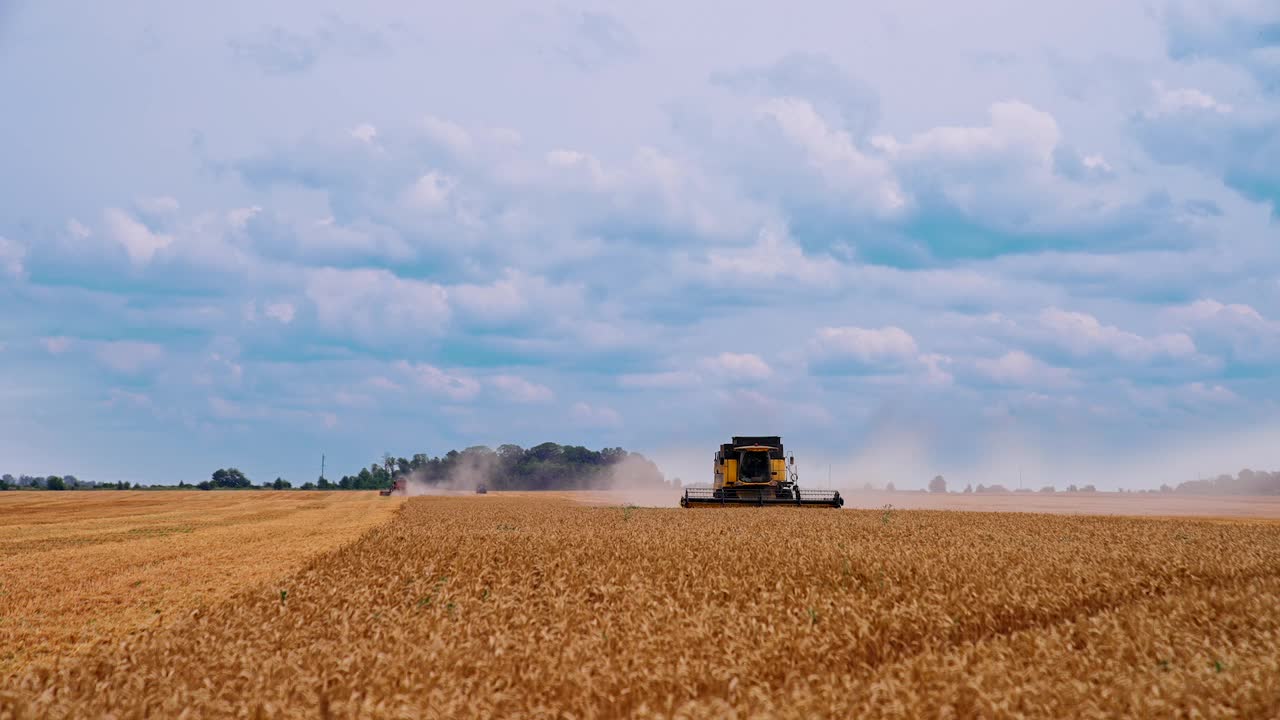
680,436,843,508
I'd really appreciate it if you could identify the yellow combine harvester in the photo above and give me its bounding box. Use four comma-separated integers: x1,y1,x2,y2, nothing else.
680,435,843,508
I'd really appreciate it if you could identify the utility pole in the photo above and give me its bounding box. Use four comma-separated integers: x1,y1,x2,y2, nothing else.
320,453,326,482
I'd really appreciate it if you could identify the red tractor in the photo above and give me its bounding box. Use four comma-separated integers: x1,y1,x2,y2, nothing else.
379,477,408,496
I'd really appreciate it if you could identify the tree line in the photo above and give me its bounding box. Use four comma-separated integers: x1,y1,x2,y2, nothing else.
0,443,670,492
325,443,670,491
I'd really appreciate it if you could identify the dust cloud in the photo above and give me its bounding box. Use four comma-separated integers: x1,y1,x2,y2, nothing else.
401,451,498,497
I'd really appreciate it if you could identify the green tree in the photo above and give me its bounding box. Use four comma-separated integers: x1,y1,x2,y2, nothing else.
272,477,291,490
197,480,213,491
928,475,947,494
46,476,67,491
212,468,251,488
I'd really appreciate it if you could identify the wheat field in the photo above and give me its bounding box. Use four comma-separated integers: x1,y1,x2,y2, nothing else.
4,493,1280,718
0,491,400,675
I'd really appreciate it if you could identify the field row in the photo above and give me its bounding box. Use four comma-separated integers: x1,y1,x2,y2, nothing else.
0,491,400,674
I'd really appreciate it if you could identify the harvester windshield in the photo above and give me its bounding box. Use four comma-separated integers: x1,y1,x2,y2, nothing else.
739,451,771,483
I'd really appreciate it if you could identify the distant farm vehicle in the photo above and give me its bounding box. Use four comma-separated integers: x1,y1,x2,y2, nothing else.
379,477,408,497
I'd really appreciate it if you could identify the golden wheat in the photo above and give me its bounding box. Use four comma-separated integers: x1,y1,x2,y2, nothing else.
0,491,400,674
3,493,1279,718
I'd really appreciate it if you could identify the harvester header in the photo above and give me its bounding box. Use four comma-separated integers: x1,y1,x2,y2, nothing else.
680,436,843,508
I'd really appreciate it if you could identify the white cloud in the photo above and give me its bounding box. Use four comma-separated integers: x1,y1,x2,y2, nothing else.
104,208,173,266
66,219,92,239
489,374,554,403
1185,381,1238,404
975,350,1073,387
882,101,1060,167
96,341,165,373
397,361,480,401
135,195,180,215
1166,299,1280,362
0,237,26,279
451,269,582,325
918,353,955,387
402,171,456,212
544,148,610,189
420,115,472,154
702,224,841,287
42,336,73,354
105,388,152,409
808,326,919,365
571,401,622,427
759,97,905,214
619,370,702,389
1038,308,1196,362
350,123,378,144
1168,298,1267,325
305,267,450,340
264,302,295,324
227,206,262,231
699,352,772,382
1149,83,1234,116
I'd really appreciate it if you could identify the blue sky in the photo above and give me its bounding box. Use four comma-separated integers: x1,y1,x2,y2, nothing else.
2,1,1279,489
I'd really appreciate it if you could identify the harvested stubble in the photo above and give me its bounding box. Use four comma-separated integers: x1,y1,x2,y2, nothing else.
5,494,1280,718
0,491,399,675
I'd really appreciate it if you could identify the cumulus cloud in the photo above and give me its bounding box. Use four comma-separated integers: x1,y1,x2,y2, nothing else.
1148,83,1235,116
397,361,480,401
571,401,622,427
450,269,582,325
0,237,26,278
531,9,639,71
419,115,473,155
975,350,1074,387
104,208,173,266
1161,1,1280,90
759,96,905,215
42,336,73,354
135,195,181,216
264,302,296,324
489,374,554,403
1037,308,1197,362
305,267,450,342
808,326,919,366
713,52,880,137
96,341,165,373
350,123,378,144
699,224,841,288
699,352,772,382
228,16,389,75
1141,11,1280,211
402,171,456,212
618,370,702,390
1166,298,1280,362
66,219,92,239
